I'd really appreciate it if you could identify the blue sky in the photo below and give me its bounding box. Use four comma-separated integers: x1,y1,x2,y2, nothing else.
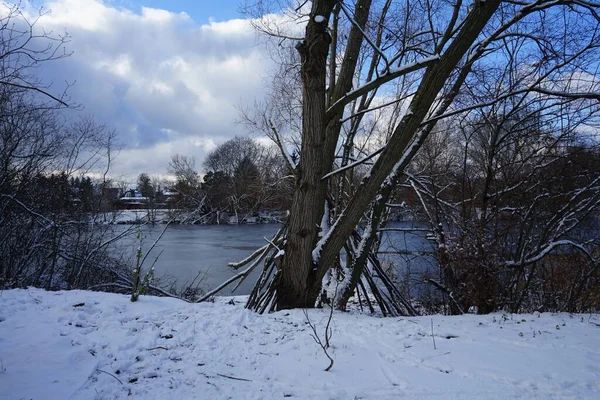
30,0,244,23
117,0,242,23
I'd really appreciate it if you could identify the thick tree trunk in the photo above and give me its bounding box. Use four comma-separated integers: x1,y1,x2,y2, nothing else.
277,2,336,310
277,0,374,310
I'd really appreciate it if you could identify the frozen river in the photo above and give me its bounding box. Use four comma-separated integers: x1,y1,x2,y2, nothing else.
114,223,435,296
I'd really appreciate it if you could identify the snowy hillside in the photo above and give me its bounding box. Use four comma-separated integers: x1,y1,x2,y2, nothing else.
0,288,598,399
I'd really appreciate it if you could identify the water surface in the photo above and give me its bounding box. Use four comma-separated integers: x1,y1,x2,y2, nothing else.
116,222,434,296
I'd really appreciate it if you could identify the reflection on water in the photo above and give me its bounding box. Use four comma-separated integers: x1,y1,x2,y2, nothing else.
113,223,435,296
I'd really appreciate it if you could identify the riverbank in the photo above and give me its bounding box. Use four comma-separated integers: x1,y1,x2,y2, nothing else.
1,288,598,399
101,209,287,225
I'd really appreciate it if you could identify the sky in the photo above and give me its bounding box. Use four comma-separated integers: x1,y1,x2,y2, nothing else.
23,0,280,182
119,1,242,23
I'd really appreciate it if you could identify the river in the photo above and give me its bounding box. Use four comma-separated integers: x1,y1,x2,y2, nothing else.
114,223,435,296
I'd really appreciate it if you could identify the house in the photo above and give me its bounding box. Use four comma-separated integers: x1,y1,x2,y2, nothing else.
113,189,149,210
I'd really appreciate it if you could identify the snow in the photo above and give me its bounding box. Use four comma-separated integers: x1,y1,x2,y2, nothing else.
275,249,285,258
100,210,168,224
314,15,326,23
1,288,599,400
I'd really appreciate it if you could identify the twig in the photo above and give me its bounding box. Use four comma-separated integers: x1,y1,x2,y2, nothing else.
324,278,339,349
303,283,336,373
321,146,384,181
268,119,296,173
431,319,437,350
216,373,252,382
97,369,123,385
304,309,335,372
147,346,168,351
139,221,171,267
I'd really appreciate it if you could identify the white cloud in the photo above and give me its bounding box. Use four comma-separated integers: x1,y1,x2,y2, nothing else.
27,0,275,181
140,6,189,23
40,0,115,32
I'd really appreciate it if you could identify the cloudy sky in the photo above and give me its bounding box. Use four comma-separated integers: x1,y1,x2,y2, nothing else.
26,0,278,181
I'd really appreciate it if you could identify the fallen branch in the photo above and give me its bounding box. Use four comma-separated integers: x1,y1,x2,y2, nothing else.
96,369,123,385
228,243,270,269
199,228,285,302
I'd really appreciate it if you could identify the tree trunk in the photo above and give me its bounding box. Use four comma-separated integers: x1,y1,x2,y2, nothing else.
277,2,336,310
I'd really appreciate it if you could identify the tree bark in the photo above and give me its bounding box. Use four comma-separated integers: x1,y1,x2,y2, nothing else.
277,1,336,309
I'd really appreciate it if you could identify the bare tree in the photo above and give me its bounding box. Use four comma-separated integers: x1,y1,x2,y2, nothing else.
208,0,600,314
167,155,202,205
137,173,154,199
0,3,136,292
0,2,72,105
203,136,291,222
408,105,599,310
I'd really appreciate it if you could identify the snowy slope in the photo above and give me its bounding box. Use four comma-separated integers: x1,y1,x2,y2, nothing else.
0,288,598,399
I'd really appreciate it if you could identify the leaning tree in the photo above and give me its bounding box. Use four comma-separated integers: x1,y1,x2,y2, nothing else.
208,0,600,314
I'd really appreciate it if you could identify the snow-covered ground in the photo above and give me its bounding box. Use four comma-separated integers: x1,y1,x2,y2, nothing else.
1,289,598,399
101,210,169,224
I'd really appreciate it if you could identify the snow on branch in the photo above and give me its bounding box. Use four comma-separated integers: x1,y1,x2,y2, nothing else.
325,55,440,120
340,91,416,124
504,239,596,268
529,88,600,101
321,146,384,181
338,1,389,68
197,229,285,301
228,243,271,269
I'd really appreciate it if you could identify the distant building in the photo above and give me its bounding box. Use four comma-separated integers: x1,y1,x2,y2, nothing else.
113,189,149,210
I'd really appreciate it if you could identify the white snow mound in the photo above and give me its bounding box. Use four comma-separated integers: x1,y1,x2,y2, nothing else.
0,288,598,399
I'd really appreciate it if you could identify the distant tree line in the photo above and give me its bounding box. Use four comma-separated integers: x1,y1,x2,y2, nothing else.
133,136,293,224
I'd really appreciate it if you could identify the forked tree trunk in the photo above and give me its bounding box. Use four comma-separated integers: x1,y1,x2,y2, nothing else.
277,0,501,310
